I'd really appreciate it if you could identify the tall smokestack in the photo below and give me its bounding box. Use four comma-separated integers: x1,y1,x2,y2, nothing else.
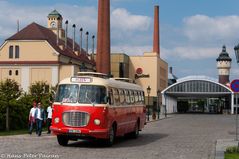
96,0,111,75
153,5,160,56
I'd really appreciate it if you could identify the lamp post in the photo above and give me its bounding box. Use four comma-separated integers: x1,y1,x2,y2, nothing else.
157,90,160,119
234,44,239,63
147,86,151,121
234,45,239,142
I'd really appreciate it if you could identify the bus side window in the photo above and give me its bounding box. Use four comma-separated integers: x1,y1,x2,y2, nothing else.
141,91,145,104
134,91,138,103
138,91,142,103
125,90,130,104
108,88,114,105
119,89,125,105
113,88,120,106
130,90,134,104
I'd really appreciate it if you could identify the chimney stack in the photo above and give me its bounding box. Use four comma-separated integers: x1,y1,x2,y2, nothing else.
80,28,83,54
169,67,173,74
92,35,95,60
153,5,160,56
17,20,20,32
85,31,89,54
72,24,76,51
57,17,61,46
65,20,68,48
96,0,111,75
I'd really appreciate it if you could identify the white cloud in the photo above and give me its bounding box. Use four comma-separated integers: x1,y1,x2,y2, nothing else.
183,14,239,42
111,45,151,55
161,14,239,61
0,1,153,56
0,1,98,40
162,46,221,60
111,8,151,31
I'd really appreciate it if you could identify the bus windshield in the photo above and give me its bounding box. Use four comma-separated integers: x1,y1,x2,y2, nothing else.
55,84,79,103
79,85,107,104
55,84,107,104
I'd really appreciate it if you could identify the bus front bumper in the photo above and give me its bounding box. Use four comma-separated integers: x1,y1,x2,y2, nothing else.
50,126,109,139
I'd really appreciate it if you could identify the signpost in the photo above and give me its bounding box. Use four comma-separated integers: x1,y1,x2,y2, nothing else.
230,79,239,141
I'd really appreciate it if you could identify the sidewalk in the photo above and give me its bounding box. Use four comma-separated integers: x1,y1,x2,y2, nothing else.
215,139,239,159
146,114,172,123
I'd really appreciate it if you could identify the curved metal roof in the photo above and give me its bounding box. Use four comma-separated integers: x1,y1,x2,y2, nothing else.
162,76,232,98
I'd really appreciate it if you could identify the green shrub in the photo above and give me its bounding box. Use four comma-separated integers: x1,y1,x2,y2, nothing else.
226,146,239,153
0,80,55,131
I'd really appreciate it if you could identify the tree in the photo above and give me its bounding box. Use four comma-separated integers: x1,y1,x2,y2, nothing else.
0,79,21,131
29,81,55,108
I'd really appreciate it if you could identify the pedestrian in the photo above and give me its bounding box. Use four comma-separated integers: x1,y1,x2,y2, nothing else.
34,102,46,136
46,101,53,134
28,101,37,135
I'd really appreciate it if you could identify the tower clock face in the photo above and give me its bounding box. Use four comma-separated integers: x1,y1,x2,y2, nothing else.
50,21,56,28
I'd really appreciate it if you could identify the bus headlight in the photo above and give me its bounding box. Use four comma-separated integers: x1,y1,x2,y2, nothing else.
54,117,60,124
94,119,101,125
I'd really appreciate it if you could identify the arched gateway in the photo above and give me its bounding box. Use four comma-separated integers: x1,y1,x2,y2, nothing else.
161,76,235,114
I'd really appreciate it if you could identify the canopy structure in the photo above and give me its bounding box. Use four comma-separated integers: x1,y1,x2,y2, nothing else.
161,76,234,114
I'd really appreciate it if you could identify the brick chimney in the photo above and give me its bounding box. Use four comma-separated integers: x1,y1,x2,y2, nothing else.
153,5,160,56
96,0,111,75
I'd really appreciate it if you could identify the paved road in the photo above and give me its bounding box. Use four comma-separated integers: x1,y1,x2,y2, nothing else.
0,114,235,159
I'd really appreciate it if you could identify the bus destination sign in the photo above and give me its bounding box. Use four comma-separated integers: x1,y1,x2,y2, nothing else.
71,77,92,83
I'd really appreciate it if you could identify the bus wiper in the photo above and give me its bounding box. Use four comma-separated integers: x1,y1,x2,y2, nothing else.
86,93,95,106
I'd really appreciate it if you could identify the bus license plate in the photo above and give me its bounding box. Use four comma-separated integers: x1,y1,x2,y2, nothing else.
69,129,81,133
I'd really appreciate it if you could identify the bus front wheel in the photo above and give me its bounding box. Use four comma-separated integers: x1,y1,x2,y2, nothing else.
57,135,69,146
105,126,115,146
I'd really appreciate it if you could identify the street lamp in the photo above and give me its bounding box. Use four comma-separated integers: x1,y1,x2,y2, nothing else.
234,44,239,63
157,90,160,120
234,45,239,142
147,86,151,121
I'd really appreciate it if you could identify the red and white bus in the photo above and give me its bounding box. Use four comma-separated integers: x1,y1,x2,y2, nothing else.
51,72,146,146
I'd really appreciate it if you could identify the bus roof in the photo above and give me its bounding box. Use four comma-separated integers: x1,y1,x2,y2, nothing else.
59,75,143,91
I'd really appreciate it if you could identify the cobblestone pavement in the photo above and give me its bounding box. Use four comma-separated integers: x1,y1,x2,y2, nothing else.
0,114,235,159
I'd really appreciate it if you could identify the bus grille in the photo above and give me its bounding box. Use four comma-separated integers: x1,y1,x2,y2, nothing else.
62,112,90,127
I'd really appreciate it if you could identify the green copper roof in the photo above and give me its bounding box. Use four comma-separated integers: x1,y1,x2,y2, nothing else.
216,45,232,62
48,10,62,19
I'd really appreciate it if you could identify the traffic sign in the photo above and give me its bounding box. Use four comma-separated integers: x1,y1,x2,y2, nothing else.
230,79,239,93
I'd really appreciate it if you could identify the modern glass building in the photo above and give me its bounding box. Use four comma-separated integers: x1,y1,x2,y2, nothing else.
161,76,235,114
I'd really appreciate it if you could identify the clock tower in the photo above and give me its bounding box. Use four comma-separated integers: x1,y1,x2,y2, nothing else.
216,45,232,85
47,10,65,39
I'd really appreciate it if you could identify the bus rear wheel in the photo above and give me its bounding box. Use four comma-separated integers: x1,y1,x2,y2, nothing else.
130,121,140,139
57,135,69,146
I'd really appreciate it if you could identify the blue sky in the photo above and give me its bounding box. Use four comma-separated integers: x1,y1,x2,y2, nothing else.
1,0,239,81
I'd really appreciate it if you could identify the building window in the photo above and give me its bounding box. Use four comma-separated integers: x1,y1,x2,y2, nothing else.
15,46,19,58
9,70,12,76
15,70,19,76
9,46,13,58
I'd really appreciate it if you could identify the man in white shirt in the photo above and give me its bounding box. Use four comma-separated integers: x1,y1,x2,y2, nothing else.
34,102,45,136
28,101,37,135
46,101,53,134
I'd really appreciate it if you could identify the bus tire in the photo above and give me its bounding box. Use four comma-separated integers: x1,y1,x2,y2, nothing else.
57,135,69,146
105,126,115,146
131,121,140,139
